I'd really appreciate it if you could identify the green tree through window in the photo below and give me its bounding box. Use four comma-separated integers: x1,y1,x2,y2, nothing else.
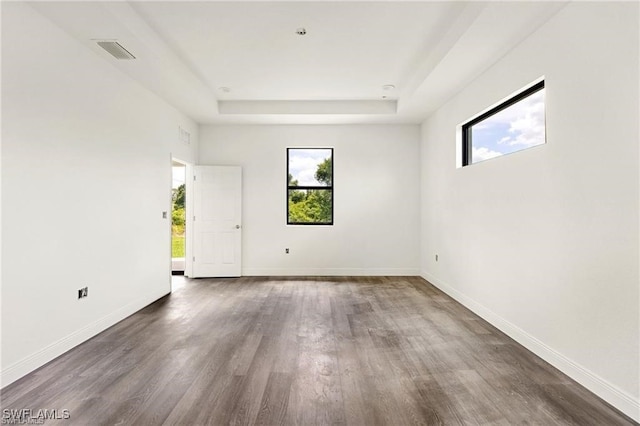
171,183,186,257
287,148,333,225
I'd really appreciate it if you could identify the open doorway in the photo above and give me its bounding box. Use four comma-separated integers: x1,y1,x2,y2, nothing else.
171,161,187,276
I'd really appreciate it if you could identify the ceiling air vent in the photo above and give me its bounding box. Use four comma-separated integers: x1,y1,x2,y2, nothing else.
96,41,136,60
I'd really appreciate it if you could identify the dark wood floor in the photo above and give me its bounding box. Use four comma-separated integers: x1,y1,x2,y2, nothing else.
1,276,635,425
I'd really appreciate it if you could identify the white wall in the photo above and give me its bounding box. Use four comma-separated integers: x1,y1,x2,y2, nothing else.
420,2,639,420
199,125,421,276
1,3,198,386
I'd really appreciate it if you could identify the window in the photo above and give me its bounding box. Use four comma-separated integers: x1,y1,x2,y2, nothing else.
462,80,546,166
287,148,333,225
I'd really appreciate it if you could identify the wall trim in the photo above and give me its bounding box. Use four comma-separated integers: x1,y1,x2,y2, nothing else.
421,270,640,423
0,289,170,389
243,267,421,276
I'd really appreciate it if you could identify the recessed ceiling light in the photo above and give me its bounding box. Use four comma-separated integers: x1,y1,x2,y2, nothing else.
296,28,307,36
382,84,395,91
218,87,231,93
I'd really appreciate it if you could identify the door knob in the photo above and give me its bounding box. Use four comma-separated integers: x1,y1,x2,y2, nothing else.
235,224,241,229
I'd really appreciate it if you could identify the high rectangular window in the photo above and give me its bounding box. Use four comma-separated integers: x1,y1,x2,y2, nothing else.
287,148,333,225
462,80,546,166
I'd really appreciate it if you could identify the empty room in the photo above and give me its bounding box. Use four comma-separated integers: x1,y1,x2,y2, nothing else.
1,1,638,425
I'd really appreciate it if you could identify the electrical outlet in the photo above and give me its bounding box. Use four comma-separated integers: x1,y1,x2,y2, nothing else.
285,248,289,254
78,287,88,299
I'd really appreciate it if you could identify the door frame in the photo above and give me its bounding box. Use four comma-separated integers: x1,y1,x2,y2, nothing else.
170,157,194,280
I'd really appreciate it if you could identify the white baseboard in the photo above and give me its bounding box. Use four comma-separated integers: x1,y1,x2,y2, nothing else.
242,267,420,276
0,289,170,389
421,271,640,423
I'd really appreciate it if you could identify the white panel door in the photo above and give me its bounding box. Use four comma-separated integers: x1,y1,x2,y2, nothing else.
192,166,242,277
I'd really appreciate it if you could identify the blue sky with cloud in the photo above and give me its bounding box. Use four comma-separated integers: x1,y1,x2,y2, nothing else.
289,148,332,186
471,89,546,163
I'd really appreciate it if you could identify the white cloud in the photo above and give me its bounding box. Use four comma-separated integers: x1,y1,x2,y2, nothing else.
172,166,186,188
472,146,503,162
501,106,545,147
492,90,546,148
485,90,544,125
290,157,319,185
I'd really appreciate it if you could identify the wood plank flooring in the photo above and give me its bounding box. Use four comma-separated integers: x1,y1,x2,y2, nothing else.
1,276,635,425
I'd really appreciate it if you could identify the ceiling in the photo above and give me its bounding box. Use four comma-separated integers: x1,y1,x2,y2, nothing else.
30,1,567,125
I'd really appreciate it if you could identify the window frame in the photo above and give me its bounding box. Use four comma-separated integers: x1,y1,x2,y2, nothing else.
461,80,545,166
286,147,334,226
